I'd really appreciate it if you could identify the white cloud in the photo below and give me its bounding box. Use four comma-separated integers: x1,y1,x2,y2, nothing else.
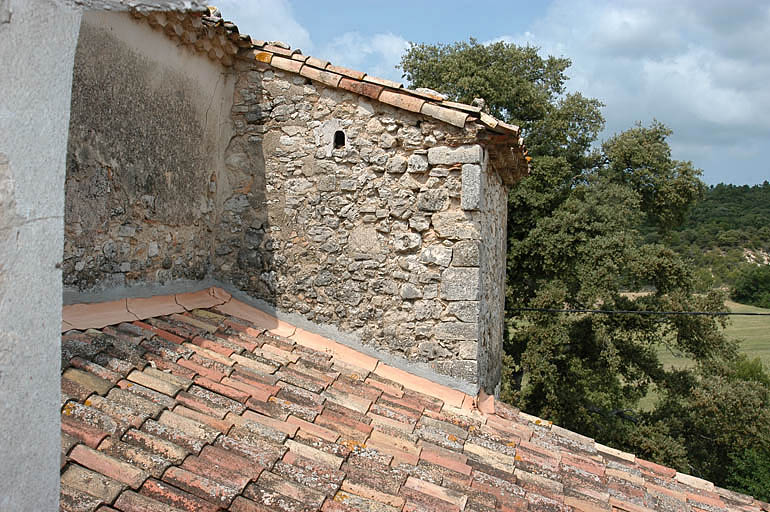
320,32,409,82
205,2,407,82
492,0,770,183
214,0,313,52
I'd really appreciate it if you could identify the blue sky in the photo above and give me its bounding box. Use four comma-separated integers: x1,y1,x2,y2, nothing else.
217,0,770,185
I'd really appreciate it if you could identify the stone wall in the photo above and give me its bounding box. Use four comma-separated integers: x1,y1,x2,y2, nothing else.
61,14,514,390
217,59,511,388
63,12,234,290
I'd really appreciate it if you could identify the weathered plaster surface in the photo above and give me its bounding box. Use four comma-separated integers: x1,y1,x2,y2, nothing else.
0,1,81,508
0,1,208,508
63,12,235,289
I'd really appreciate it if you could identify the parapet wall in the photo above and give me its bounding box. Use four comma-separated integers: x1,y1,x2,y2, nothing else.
63,12,234,290
215,61,510,388
62,13,512,390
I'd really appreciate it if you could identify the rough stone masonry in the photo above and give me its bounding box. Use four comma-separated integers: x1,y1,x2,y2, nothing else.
62,12,519,393
216,59,510,390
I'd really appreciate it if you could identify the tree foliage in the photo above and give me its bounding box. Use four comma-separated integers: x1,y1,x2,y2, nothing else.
400,38,770,500
642,182,770,290
731,264,770,308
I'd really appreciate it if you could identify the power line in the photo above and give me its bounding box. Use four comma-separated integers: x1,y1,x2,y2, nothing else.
511,308,770,316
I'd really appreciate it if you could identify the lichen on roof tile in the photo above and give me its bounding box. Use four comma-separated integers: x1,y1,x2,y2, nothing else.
58,295,760,510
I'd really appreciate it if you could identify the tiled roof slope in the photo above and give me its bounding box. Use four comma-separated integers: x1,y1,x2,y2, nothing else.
130,8,530,173
59,290,768,512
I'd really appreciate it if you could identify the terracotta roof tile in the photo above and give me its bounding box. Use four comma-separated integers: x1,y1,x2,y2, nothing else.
338,77,384,100
139,477,221,512
299,65,343,88
131,8,532,179
127,295,185,320
378,90,425,113
57,290,759,511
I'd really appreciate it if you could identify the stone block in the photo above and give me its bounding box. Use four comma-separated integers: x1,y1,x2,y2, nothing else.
393,232,421,253
414,300,442,320
431,211,480,240
461,164,484,211
419,245,452,267
418,341,452,359
452,241,480,266
435,321,479,340
417,189,448,212
407,154,429,173
458,341,478,359
431,360,477,383
317,175,336,192
409,215,430,232
427,145,483,165
445,301,479,323
400,283,423,299
440,267,479,301
386,155,407,174
223,194,250,213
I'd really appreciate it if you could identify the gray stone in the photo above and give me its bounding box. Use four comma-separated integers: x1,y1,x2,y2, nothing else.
435,321,479,340
400,283,423,299
407,154,429,173
147,241,159,257
445,301,479,323
458,341,478,359
379,132,396,149
386,155,407,174
408,215,430,232
317,175,336,192
117,224,136,237
452,241,480,266
429,167,450,177
440,267,479,301
417,189,448,212
461,163,483,211
393,232,421,253
223,194,250,213
431,360,478,383
419,341,451,359
419,245,452,267
414,300,442,320
431,211,480,240
102,240,116,259
427,145,483,165
344,225,378,254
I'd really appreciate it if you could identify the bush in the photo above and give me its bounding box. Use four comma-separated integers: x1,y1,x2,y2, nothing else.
731,264,770,308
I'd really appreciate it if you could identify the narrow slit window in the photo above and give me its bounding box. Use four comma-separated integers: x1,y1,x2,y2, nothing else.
334,130,345,148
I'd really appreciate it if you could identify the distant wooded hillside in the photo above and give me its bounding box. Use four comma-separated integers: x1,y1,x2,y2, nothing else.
645,182,770,288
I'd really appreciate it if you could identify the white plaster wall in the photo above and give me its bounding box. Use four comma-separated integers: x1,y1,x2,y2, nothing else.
0,1,81,508
0,0,205,508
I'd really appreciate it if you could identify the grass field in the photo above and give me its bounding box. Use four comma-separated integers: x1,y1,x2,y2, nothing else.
657,300,770,369
722,300,770,365
644,300,770,410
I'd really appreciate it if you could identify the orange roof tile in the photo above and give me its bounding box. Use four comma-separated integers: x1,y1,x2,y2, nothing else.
131,8,531,176
57,288,767,511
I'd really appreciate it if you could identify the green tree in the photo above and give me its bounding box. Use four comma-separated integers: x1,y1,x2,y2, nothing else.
732,264,770,308
399,39,770,498
649,356,770,500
